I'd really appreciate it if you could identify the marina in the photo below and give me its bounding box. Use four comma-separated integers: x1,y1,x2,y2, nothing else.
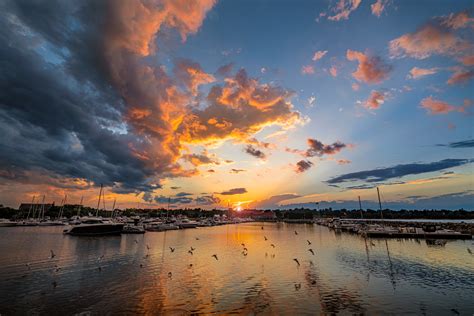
0,222,473,315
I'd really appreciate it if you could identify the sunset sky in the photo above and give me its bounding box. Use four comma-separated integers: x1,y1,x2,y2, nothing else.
0,0,473,210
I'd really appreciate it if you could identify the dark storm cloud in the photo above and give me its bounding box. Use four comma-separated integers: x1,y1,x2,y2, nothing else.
0,0,157,194
305,139,346,157
244,145,266,159
230,168,246,174
154,195,194,205
295,160,313,173
327,158,472,184
175,192,193,197
219,188,247,195
437,139,474,148
195,195,221,205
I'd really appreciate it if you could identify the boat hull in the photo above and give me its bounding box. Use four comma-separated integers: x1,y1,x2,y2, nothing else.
65,224,124,236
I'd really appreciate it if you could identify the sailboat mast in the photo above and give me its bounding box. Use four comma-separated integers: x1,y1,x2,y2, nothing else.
96,184,103,217
167,197,170,219
377,187,383,219
27,195,35,220
41,195,45,220
358,196,363,219
77,196,83,217
111,198,116,218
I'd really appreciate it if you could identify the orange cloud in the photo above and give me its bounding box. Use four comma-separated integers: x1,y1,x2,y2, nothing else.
329,66,338,77
346,50,391,84
174,59,215,96
447,69,474,85
389,19,471,59
301,65,315,75
420,96,465,115
178,69,303,145
312,50,328,61
371,0,390,17
364,90,389,110
440,11,474,29
327,0,362,21
408,67,439,79
460,55,474,66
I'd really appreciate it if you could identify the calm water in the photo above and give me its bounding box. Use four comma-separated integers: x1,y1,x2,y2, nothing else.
0,223,473,315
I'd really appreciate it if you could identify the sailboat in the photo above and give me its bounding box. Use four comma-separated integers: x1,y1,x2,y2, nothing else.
64,185,123,236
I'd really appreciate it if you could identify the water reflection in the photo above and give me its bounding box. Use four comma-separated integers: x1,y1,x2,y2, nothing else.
0,223,473,315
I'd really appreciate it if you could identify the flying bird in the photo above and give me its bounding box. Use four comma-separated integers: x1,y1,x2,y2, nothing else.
188,250,194,255
371,242,376,247
241,243,245,247
293,258,300,266
97,255,104,261
307,240,312,245
264,236,268,241
195,237,200,241
190,246,195,251
467,248,472,255
169,247,175,253
49,250,56,259
212,254,219,261
261,226,264,230
168,272,172,278
294,230,298,235
243,247,248,252
270,244,275,248
242,251,248,256
134,239,139,244
294,283,301,290
308,249,315,255
146,244,150,250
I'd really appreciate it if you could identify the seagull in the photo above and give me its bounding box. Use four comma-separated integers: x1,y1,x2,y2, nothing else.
467,248,472,255
243,247,248,252
134,239,139,244
190,246,195,251
271,254,275,258
188,250,194,255
371,241,376,247
294,230,298,235
97,255,105,261
212,254,219,261
168,272,172,278
242,251,248,256
307,240,312,245
451,308,460,315
270,244,276,248
189,264,193,268
140,264,143,268
146,244,150,251
261,226,264,230
293,258,300,266
195,237,200,241
308,249,315,255
169,247,175,253
49,250,56,259
264,236,268,241
241,243,245,247
54,265,61,272
294,283,301,290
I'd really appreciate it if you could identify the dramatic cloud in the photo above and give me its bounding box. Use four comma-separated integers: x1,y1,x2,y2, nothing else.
219,188,247,195
329,66,338,77
178,69,303,144
346,50,392,84
327,0,362,21
174,59,215,96
364,90,389,110
447,69,474,85
420,97,468,115
244,145,266,159
306,139,347,157
389,11,473,60
460,55,474,66
327,158,472,184
408,67,439,79
175,192,193,197
295,160,314,173
437,139,474,148
312,50,328,61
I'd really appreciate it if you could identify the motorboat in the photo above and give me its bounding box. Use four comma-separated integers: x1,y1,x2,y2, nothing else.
63,217,123,236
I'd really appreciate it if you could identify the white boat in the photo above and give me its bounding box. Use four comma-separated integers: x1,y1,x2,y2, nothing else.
145,222,179,232
64,217,124,236
0,219,17,227
176,218,198,229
